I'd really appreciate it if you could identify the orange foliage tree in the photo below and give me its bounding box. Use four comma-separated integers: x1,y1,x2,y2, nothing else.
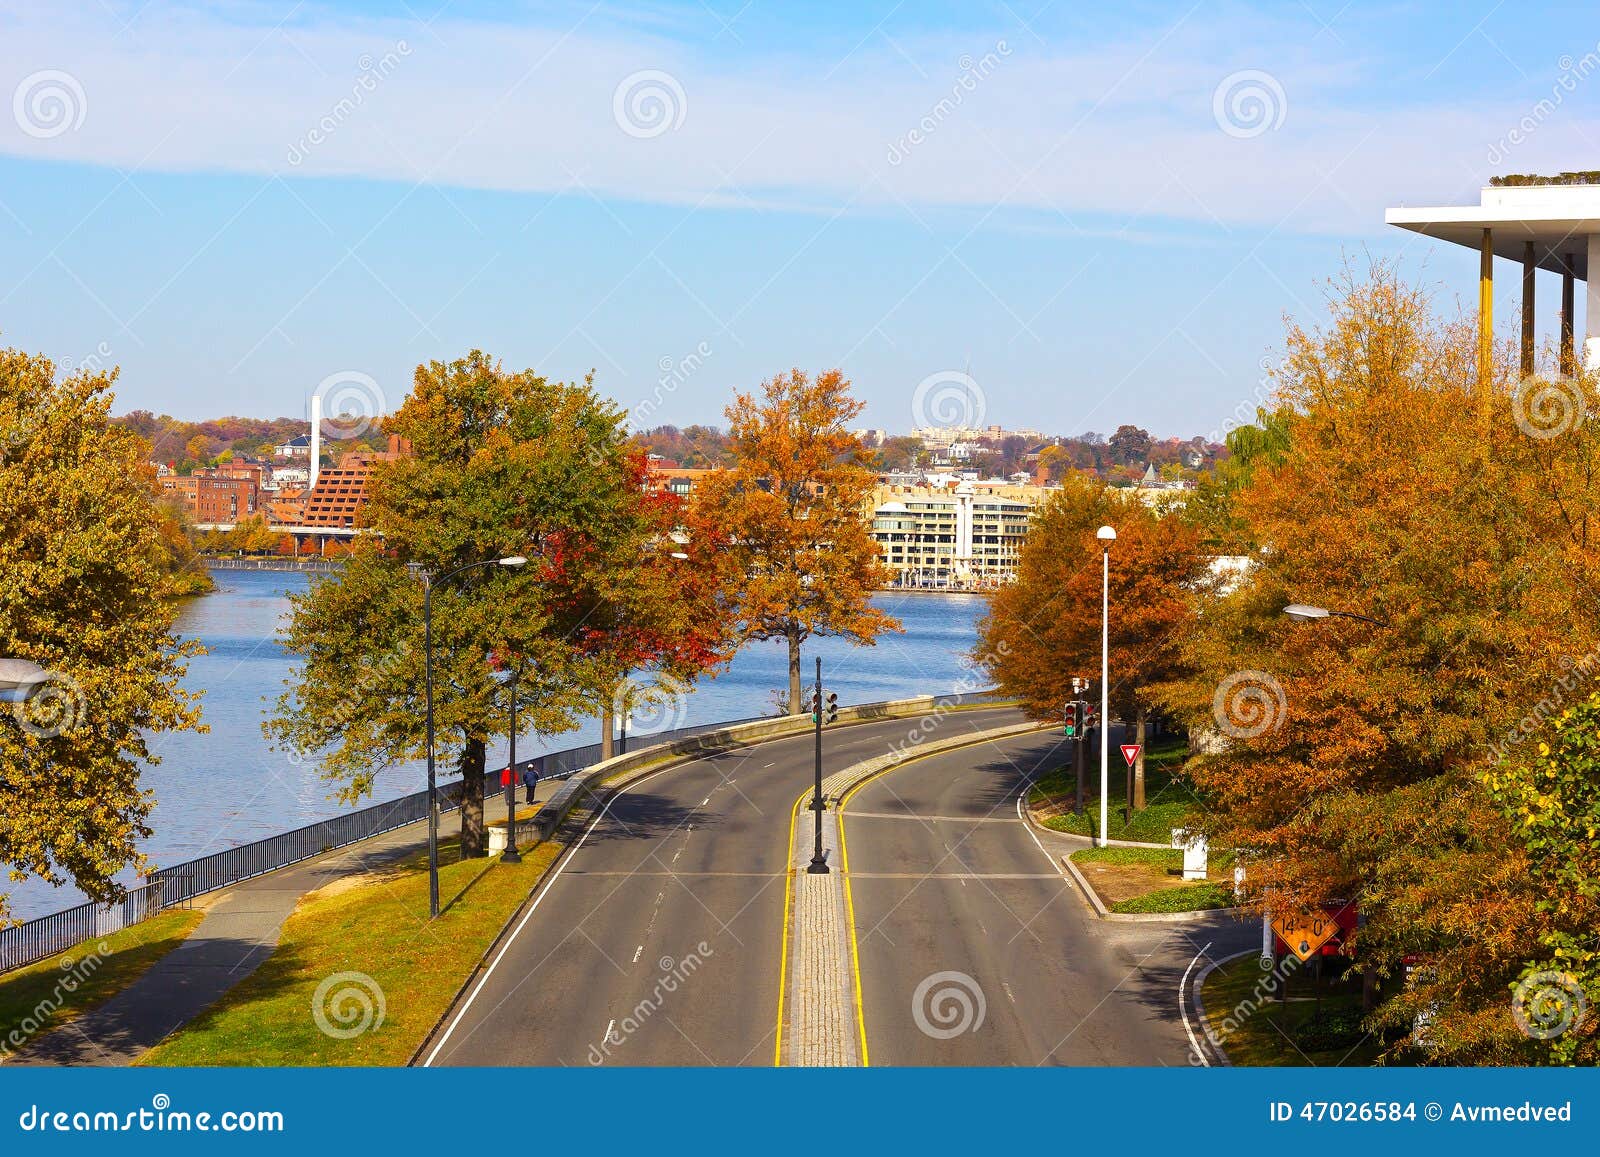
692,368,898,712
1163,266,1600,1061
977,474,1207,806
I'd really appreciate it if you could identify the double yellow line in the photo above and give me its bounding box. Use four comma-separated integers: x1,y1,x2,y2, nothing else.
773,785,871,1066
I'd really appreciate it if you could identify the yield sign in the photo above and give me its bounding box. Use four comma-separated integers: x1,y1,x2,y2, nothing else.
1120,743,1141,767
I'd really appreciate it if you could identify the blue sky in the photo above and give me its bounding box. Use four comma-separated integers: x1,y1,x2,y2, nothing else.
1,0,1597,438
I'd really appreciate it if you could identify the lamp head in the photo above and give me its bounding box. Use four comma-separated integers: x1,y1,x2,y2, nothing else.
1282,603,1330,621
1096,526,1116,542
498,556,528,568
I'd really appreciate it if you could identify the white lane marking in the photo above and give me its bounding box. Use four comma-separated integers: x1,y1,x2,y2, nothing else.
421,758,694,1067
604,1018,616,1043
1015,793,1074,882
631,945,643,964
701,797,711,806
1180,942,1214,1067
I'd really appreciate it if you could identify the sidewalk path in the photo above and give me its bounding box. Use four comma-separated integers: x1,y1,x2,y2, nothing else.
10,785,556,1067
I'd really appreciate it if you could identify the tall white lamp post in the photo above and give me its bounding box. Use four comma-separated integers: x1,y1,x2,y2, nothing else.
1096,525,1115,847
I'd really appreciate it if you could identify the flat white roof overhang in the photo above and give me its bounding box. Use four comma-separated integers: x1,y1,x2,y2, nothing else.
1386,200,1600,277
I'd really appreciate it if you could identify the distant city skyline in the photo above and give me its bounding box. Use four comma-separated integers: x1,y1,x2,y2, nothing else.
3,1,1597,438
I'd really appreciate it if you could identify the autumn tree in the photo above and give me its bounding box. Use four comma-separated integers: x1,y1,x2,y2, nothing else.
1162,265,1600,1061
270,353,649,857
693,368,899,712
555,451,734,760
1107,423,1152,466
0,347,204,920
977,474,1207,807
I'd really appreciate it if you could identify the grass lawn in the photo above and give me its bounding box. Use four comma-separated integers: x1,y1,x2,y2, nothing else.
1068,845,1235,914
1201,953,1385,1066
1032,733,1201,843
139,836,562,1067
0,908,204,1055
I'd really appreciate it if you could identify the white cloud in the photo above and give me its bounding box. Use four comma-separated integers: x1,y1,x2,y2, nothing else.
1,1,1598,235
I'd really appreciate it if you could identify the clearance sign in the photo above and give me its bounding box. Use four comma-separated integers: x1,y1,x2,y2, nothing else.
1270,903,1357,962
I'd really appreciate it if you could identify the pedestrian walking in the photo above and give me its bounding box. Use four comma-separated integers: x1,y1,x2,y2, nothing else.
523,757,542,804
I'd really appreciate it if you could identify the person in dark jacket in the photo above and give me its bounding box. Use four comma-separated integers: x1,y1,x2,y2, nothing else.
522,758,542,804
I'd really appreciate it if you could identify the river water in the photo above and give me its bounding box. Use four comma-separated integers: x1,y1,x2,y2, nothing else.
7,569,988,920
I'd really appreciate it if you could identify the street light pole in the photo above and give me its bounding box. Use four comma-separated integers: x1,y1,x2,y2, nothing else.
422,554,528,919
1097,526,1116,848
501,664,521,865
808,654,828,874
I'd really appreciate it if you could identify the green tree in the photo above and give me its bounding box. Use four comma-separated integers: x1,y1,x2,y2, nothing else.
0,347,204,919
269,352,647,857
693,368,899,712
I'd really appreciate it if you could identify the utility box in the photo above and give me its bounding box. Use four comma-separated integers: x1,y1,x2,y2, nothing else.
1170,829,1208,881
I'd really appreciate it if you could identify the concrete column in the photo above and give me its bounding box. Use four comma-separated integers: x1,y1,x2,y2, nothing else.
1587,234,1600,372
1478,228,1493,389
1521,240,1536,379
1562,254,1576,376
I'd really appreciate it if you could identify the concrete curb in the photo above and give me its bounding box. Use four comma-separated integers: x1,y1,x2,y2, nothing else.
1190,949,1256,1067
821,719,1052,805
1059,853,1242,924
1019,798,1171,851
405,831,576,1067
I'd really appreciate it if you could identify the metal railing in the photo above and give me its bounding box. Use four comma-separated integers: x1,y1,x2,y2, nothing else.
0,710,773,974
0,694,1001,975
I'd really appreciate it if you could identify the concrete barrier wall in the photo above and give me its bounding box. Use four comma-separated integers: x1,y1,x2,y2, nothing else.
532,692,1007,839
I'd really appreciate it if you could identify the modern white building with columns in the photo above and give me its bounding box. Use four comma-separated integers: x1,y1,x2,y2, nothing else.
1387,179,1600,378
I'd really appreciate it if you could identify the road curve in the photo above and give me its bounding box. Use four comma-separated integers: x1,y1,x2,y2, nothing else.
840,730,1256,1065
424,705,1025,1067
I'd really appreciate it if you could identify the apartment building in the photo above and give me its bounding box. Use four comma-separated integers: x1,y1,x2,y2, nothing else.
868,480,1040,589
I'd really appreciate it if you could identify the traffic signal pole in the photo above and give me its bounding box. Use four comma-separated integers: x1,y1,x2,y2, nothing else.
807,655,829,874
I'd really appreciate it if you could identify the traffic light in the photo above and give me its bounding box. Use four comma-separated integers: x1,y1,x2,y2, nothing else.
1064,700,1086,739
810,686,822,722
824,691,838,724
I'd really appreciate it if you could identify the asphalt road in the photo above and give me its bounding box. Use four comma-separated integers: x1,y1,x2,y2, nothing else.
840,729,1257,1065
425,705,1026,1067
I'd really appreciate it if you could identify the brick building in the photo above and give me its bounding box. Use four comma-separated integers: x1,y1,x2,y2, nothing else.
158,473,258,524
